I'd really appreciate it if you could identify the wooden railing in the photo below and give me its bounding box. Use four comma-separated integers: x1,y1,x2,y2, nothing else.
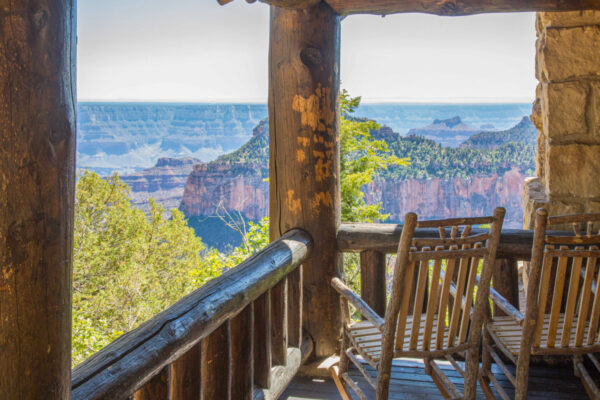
71,229,313,400
337,223,537,317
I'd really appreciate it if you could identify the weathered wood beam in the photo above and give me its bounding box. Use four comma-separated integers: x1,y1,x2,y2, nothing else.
229,304,253,400
201,324,229,400
71,229,311,400
325,0,600,17
337,223,537,260
269,1,342,359
0,0,76,399
217,0,319,8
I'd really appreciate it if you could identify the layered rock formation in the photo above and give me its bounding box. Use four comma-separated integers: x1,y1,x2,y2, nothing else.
365,167,526,227
121,157,199,214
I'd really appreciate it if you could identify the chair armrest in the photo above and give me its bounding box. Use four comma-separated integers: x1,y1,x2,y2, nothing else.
331,277,385,331
489,287,525,326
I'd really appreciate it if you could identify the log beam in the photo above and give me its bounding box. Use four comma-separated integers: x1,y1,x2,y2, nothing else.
325,0,600,17
0,0,76,399
269,2,341,358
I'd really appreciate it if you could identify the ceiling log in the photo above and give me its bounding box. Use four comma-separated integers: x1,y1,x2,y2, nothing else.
324,0,600,17
217,0,320,8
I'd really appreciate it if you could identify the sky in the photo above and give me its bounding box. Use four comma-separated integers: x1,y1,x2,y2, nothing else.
77,0,537,103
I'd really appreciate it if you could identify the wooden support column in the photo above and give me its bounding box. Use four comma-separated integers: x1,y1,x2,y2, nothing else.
0,1,76,399
360,250,387,316
492,258,520,317
269,1,341,358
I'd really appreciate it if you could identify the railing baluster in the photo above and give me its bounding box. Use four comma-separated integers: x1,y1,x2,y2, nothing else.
170,342,201,400
271,278,288,366
360,250,387,316
134,367,170,400
492,258,520,316
201,324,229,400
287,267,303,348
230,304,254,400
254,291,272,389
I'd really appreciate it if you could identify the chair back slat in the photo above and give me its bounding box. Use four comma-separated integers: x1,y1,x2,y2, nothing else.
561,251,584,347
458,244,482,344
575,249,597,346
527,213,600,350
587,260,600,345
546,249,569,347
408,257,430,351
422,254,443,351
394,260,416,350
534,251,554,347
436,252,457,350
446,248,471,348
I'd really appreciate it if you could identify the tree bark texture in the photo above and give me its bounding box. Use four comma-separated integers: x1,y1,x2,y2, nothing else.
268,2,341,358
0,0,76,398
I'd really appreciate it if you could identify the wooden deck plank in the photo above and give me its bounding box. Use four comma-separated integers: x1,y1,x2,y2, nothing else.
280,359,589,400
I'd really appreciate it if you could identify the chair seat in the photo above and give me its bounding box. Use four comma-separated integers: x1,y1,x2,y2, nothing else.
347,315,461,366
487,314,594,357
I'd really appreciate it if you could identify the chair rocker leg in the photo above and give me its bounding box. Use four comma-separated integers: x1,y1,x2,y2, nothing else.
573,355,600,400
426,358,463,400
330,364,353,400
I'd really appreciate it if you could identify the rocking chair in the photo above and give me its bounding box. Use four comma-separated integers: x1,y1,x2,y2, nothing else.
331,208,505,399
480,209,600,400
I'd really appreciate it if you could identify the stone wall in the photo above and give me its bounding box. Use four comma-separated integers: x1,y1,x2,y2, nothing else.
525,11,600,228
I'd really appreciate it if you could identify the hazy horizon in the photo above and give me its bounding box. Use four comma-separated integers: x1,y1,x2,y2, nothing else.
78,1,537,103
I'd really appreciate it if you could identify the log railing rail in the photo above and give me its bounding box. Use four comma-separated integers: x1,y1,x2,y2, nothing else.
337,223,566,320
71,229,312,400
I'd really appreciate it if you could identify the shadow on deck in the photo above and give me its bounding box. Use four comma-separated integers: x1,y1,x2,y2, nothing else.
280,358,590,399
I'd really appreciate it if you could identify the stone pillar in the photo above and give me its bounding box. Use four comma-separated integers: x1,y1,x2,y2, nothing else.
525,11,600,228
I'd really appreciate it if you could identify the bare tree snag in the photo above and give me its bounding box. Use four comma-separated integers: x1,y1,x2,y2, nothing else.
0,0,76,399
269,2,342,358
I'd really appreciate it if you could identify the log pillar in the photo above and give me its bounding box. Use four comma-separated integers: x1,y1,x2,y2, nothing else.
0,1,76,399
268,2,341,358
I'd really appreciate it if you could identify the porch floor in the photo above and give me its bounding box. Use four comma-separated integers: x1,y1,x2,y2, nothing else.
280,358,591,399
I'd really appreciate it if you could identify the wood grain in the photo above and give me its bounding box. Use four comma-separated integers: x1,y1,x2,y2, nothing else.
324,0,600,16
201,324,229,400
169,343,201,400
0,0,77,398
269,1,341,358
360,250,387,317
230,305,254,400
337,224,538,260
134,367,170,400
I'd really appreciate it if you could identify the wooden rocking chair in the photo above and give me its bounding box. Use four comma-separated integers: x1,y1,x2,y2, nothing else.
331,208,505,399
480,209,600,400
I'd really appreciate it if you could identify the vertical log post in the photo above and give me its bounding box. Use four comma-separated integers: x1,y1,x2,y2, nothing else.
269,2,341,358
360,250,387,316
254,292,272,388
271,278,288,365
134,367,170,400
287,267,303,348
169,343,201,400
0,0,76,399
492,258,520,316
230,304,254,400
201,324,229,400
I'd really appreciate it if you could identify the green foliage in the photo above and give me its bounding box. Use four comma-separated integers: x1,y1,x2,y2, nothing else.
340,89,410,223
383,135,535,180
72,171,221,365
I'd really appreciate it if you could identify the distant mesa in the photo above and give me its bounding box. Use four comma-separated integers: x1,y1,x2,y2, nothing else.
155,157,200,168
407,116,481,147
